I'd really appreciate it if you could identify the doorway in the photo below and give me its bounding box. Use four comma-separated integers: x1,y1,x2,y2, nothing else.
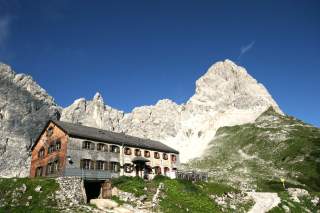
83,180,104,203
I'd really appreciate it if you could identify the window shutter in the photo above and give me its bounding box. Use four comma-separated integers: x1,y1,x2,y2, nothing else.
80,159,84,169
91,143,95,150
90,160,95,170
105,161,110,171
96,161,100,170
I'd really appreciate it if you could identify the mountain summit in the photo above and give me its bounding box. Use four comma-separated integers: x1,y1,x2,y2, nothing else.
0,59,282,176
61,60,282,162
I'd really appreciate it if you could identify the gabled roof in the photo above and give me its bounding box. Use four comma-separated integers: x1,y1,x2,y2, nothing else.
33,120,179,154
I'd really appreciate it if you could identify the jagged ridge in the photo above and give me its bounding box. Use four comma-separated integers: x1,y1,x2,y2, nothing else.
62,59,282,162
0,59,283,177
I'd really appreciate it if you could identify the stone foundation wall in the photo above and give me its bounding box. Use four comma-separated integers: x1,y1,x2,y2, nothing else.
55,176,86,206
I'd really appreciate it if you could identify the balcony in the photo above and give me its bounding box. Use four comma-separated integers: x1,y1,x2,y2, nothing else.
63,168,119,180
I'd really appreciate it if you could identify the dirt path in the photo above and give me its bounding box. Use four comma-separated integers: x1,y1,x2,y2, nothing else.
247,192,281,213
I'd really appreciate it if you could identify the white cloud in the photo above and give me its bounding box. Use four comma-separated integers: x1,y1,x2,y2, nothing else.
0,16,11,48
241,41,255,54
238,41,255,60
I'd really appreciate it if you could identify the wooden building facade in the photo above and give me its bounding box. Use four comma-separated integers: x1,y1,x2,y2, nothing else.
30,120,180,180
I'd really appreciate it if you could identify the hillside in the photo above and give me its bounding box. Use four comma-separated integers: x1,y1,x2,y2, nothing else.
186,107,320,192
0,176,254,213
2,176,319,213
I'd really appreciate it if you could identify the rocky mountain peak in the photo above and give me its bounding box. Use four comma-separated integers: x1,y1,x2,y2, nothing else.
0,63,15,76
0,63,56,106
0,59,284,177
93,92,104,103
61,59,282,162
189,59,282,113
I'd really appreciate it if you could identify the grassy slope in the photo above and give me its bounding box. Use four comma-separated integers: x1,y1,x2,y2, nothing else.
112,176,253,213
187,107,320,192
0,178,59,213
268,191,320,213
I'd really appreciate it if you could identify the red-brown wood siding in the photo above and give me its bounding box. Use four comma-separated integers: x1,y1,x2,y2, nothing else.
30,122,68,177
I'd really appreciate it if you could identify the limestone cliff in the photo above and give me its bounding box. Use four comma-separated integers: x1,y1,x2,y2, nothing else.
62,60,282,162
0,59,282,177
0,64,61,177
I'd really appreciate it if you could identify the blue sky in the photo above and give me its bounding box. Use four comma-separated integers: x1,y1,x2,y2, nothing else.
0,0,319,127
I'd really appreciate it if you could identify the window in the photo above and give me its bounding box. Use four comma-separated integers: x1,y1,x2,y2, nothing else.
146,165,152,174
163,153,168,160
164,167,170,176
171,154,177,162
47,163,53,175
110,145,120,153
96,161,105,170
82,141,95,150
144,150,150,158
154,152,160,159
80,159,91,170
55,140,61,151
48,144,55,154
124,147,132,155
35,167,43,177
154,166,161,175
134,149,141,156
53,159,59,173
90,160,95,170
47,127,53,137
38,147,45,159
46,159,59,175
110,162,120,172
104,162,110,171
97,143,107,152
124,163,133,173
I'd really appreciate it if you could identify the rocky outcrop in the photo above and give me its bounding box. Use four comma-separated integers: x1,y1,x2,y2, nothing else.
62,60,282,162
247,192,281,213
61,93,124,132
0,64,61,177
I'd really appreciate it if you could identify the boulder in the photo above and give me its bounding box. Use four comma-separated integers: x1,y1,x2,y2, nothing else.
89,199,119,210
287,188,309,203
113,206,134,213
34,185,42,192
112,187,119,197
287,188,309,198
19,184,27,193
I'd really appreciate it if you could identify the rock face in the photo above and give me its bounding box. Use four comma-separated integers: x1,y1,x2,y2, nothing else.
62,60,282,162
0,64,61,177
61,92,124,132
0,59,282,177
